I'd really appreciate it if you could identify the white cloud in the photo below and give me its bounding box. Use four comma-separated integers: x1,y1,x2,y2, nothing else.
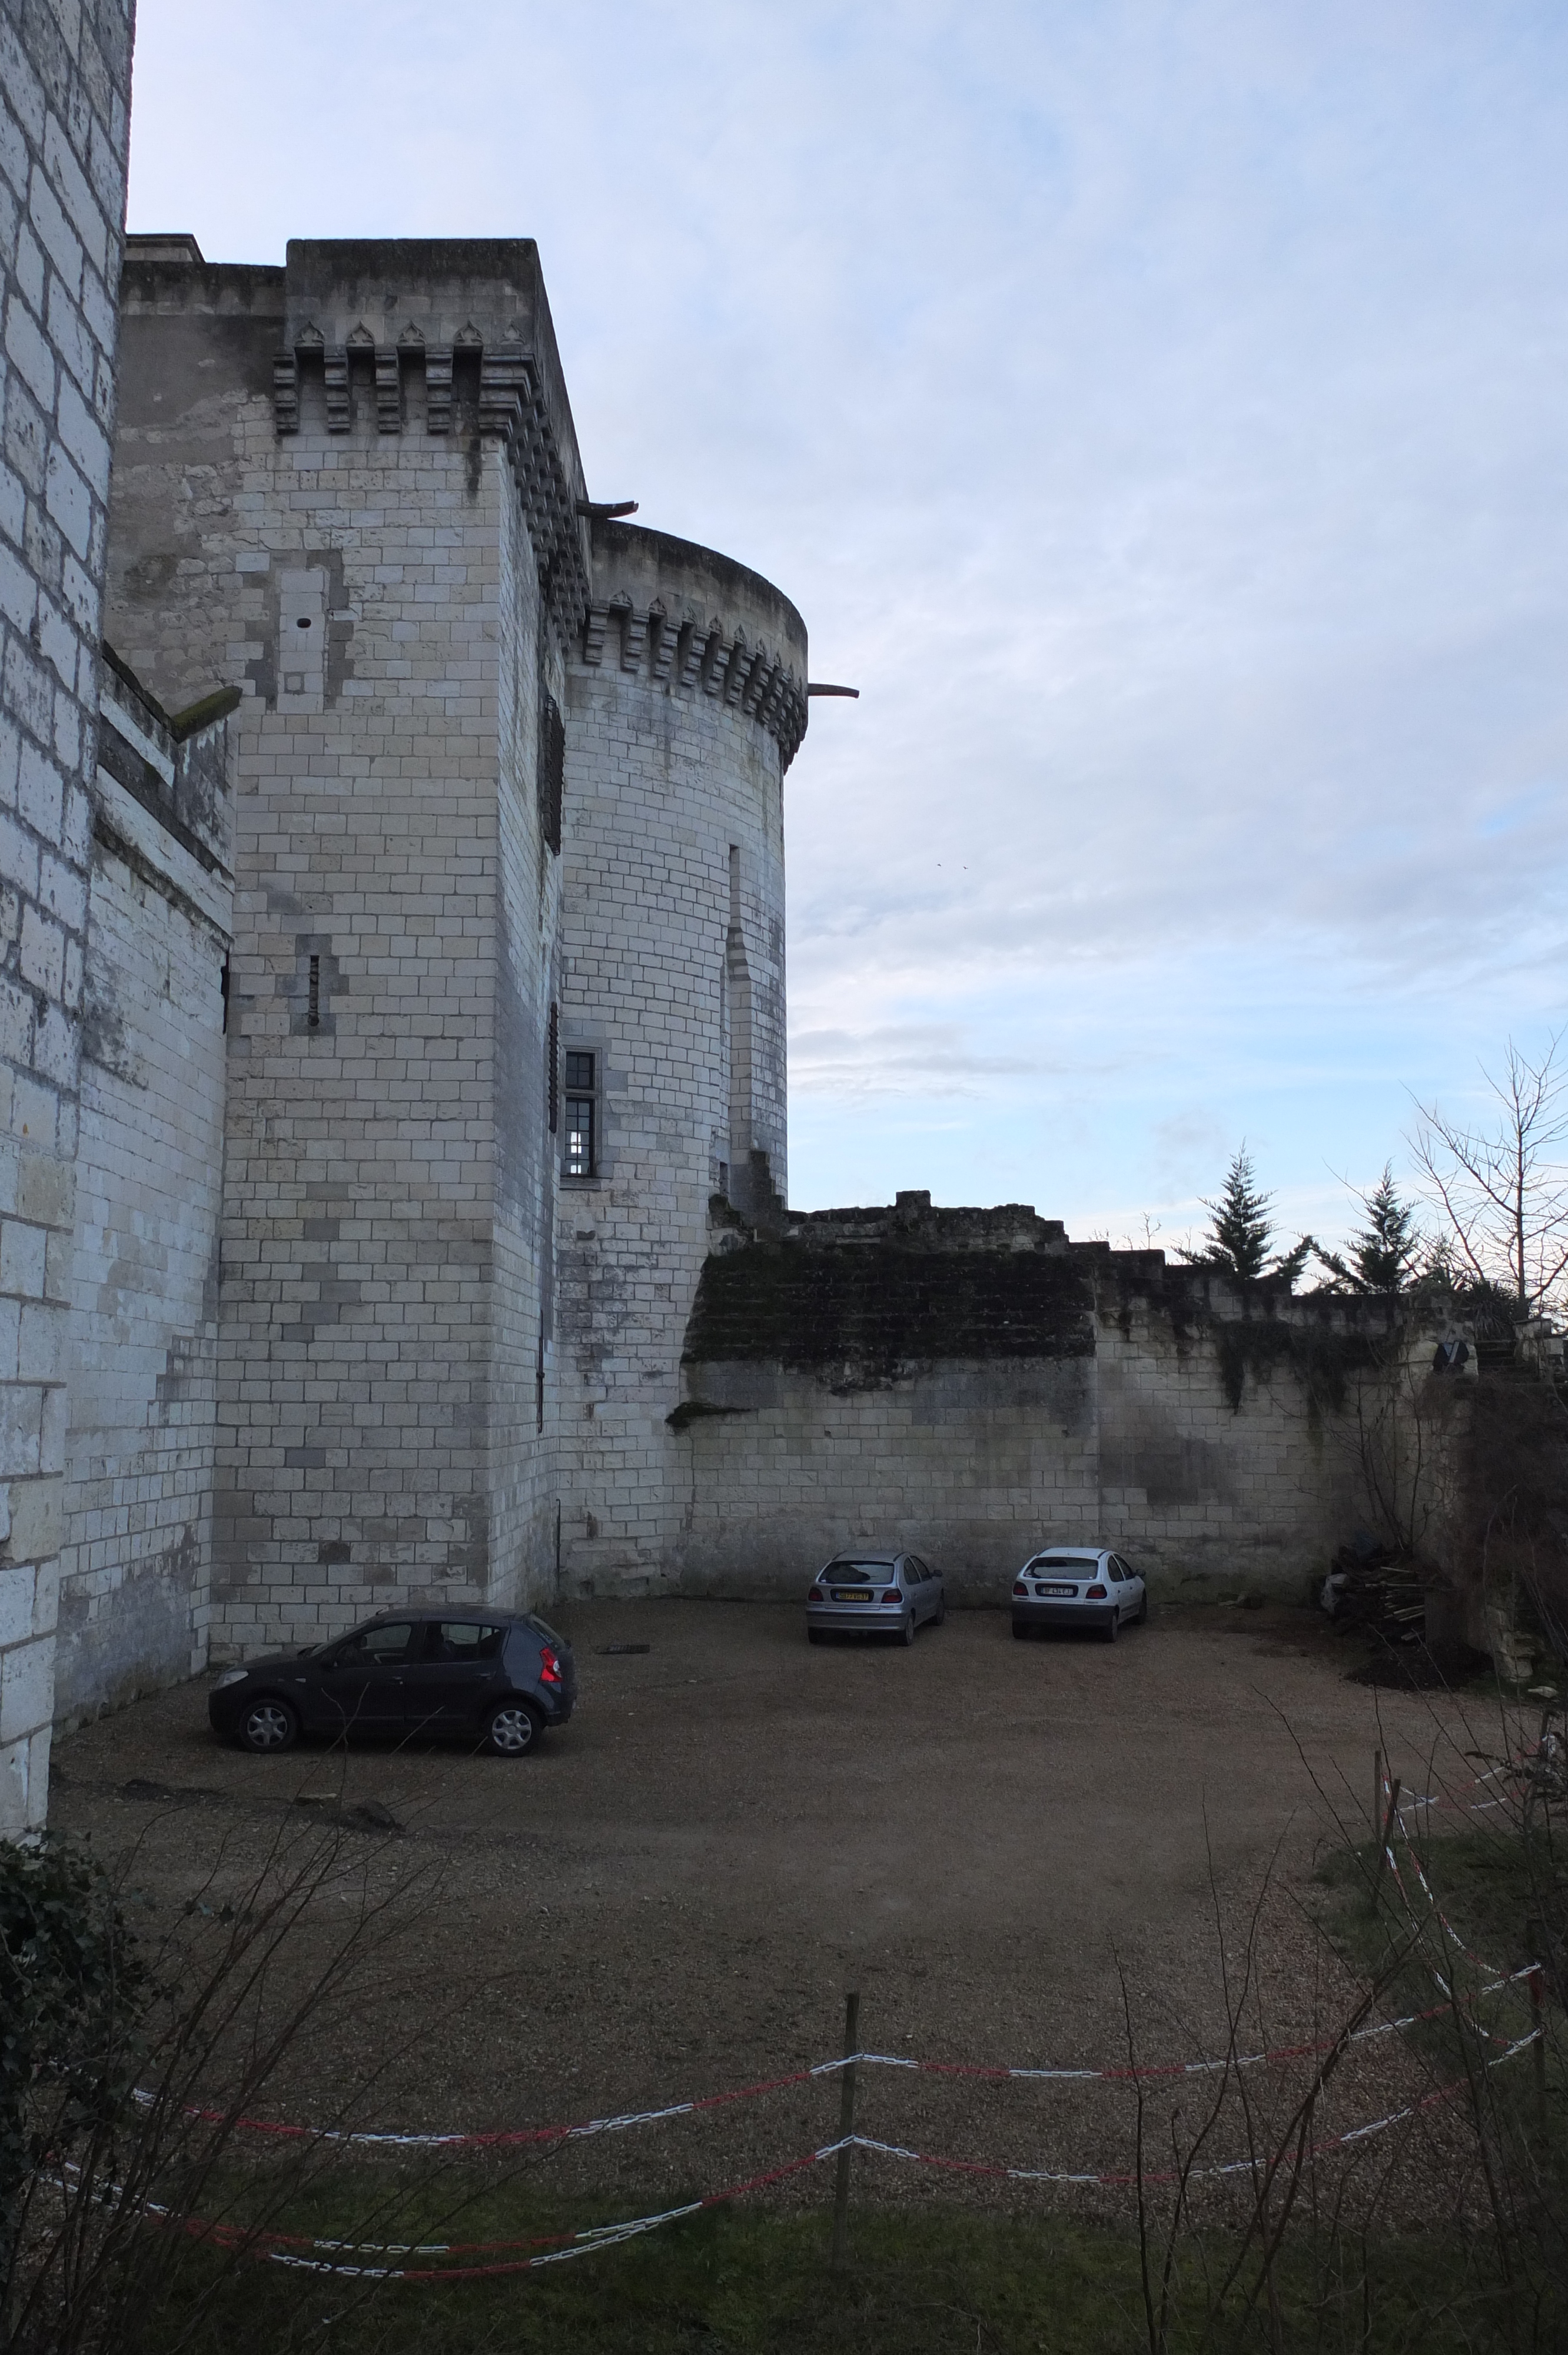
128,0,1568,1242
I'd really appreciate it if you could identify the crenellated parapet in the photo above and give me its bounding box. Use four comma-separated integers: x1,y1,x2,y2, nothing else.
267,240,593,649
581,520,809,770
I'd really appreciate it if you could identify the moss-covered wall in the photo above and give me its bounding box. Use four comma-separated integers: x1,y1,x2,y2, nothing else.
663,1199,1412,1601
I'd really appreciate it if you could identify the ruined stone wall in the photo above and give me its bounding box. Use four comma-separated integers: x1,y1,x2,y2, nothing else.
554,522,803,1596
672,1198,1403,1602
105,240,589,1657
0,0,134,1829
56,662,233,1721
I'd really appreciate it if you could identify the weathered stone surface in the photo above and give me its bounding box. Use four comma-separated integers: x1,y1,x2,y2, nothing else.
0,0,134,1831
670,1206,1417,1600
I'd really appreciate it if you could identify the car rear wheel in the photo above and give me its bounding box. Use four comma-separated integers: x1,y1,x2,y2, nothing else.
1102,1611,1120,1644
237,1696,299,1754
484,1700,542,1757
808,1628,826,1646
899,1613,915,1647
1011,1620,1030,1640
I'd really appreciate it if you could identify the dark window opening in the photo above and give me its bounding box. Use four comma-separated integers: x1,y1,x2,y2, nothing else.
220,956,230,1034
538,691,564,855
547,1003,559,1133
536,1326,546,1434
307,954,321,1030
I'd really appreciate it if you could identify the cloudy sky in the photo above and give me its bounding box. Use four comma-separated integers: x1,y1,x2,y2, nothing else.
127,2,1568,1249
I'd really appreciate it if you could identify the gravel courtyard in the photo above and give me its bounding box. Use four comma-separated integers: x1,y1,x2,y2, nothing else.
46,1599,1521,2213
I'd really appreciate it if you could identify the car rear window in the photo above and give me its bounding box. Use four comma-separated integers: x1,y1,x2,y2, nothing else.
829,1563,893,1578
1029,1556,1094,1572
524,1614,565,1647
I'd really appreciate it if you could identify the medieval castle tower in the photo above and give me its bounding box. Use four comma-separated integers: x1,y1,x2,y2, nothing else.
78,233,806,1692
0,19,1418,1835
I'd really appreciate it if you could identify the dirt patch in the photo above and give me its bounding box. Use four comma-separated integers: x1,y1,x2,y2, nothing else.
46,1600,1530,2211
1349,1638,1494,1691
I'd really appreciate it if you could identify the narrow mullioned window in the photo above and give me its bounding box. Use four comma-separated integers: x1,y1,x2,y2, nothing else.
564,1050,596,1177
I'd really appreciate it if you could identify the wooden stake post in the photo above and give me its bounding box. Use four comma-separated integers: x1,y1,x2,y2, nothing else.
1371,1777,1401,1909
831,1990,859,2267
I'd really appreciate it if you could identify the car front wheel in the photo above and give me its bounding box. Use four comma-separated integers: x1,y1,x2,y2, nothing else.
934,1594,946,1626
237,1696,299,1754
484,1699,542,1757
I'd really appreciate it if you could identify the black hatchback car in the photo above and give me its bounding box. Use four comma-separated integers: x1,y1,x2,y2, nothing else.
207,1609,576,1757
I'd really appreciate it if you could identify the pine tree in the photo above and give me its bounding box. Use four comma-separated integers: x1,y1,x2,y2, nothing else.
1313,1165,1424,1296
1181,1147,1311,1286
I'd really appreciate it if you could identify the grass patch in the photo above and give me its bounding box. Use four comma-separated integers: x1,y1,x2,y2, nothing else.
1317,1822,1554,1988
104,2172,1554,2355
1313,1816,1568,2175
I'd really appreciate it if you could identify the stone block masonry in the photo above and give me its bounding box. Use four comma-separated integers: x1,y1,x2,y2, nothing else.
0,0,135,1830
107,240,592,1656
554,520,803,1596
671,1196,1421,1603
56,659,234,1724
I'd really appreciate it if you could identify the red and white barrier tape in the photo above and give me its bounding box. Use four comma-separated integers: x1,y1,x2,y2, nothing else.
1378,1767,1528,1991
154,2029,1540,2286
143,1965,1539,2158
1392,1763,1513,1820
845,2032,1540,2194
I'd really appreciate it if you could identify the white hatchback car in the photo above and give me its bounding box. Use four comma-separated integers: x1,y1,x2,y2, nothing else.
1011,1547,1146,1642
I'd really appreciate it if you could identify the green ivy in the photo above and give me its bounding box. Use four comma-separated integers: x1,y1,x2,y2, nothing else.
1212,1320,1378,1415
0,1837,148,2276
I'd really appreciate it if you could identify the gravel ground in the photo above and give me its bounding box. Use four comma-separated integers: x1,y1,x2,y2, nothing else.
47,1598,1530,2220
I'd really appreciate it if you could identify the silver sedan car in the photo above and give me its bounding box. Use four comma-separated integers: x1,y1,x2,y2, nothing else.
1011,1547,1147,1641
807,1553,946,1646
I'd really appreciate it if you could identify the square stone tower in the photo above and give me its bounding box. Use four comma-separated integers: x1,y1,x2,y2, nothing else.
106,240,588,1651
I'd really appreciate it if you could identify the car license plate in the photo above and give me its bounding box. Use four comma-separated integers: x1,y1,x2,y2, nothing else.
833,1588,873,1602
1039,1584,1077,1597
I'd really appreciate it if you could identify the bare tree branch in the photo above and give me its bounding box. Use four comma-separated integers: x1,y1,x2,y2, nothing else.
1410,1035,1568,1315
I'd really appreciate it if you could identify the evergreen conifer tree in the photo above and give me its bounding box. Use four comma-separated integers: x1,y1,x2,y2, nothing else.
1313,1165,1423,1295
1181,1147,1311,1286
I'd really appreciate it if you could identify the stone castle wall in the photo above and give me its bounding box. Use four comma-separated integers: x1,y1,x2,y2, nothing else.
56,658,234,1722
669,1197,1414,1602
0,0,135,1828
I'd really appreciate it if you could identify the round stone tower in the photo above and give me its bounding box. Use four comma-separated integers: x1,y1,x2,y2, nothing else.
555,519,807,1593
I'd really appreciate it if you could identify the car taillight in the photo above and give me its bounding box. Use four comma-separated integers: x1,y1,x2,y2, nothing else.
538,1646,563,1685
882,1589,901,1603
808,1587,824,1603
1012,1581,1026,1596
1085,1584,1107,1599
